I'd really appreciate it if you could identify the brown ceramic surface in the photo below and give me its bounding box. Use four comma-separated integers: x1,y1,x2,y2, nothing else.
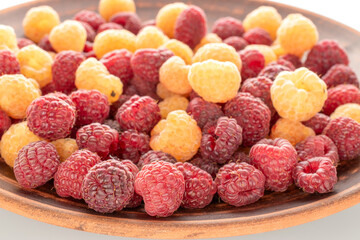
1,0,360,239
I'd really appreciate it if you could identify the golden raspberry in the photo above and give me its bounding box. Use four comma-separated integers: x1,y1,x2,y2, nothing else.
271,118,315,146
156,83,178,99
22,6,60,43
271,67,327,122
0,25,18,52
243,6,282,40
277,14,318,57
150,110,201,162
49,20,86,52
271,42,286,57
75,58,123,103
0,74,41,119
245,44,276,65
193,33,222,53
193,43,242,70
188,59,241,103
158,95,189,119
330,103,360,123
93,29,136,58
161,39,193,64
51,138,79,162
16,45,53,87
159,56,191,95
99,0,136,21
156,2,188,38
135,26,169,49
0,121,43,167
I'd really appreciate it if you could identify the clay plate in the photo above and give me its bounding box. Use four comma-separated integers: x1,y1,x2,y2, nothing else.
1,0,360,239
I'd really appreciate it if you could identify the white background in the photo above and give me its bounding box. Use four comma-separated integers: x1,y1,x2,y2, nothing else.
1,0,360,240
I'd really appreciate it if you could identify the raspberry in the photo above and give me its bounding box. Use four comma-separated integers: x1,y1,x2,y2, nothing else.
142,19,156,28
155,2,188,38
0,25,18,52
156,83,178,99
322,64,358,88
292,157,337,193
271,118,315,145
0,74,40,119
161,39,193,65
137,150,176,169
109,94,132,118
212,17,244,40
49,20,86,52
110,12,142,35
46,92,75,108
150,110,201,161
295,135,339,164
278,54,302,69
98,0,136,21
54,149,101,199
245,44,276,65
322,84,360,115
52,50,85,94
17,38,35,49
96,22,123,34
305,40,349,76
37,35,55,52
258,63,292,81
175,162,216,209
271,67,328,121
302,113,330,135
193,33,222,53
239,49,265,80
103,119,121,133
118,129,150,163
51,138,79,162
224,92,271,146
116,95,161,133
135,161,185,217
78,21,96,42
243,6,282,40
215,162,265,206
243,28,272,46
223,36,248,51
189,156,219,178
0,110,11,138
331,103,360,123
76,123,119,158
73,10,105,31
174,5,207,49
82,159,135,213
0,50,20,76
158,95,189,119
135,26,169,49
120,159,142,208
131,48,174,84
229,150,251,164
270,59,295,71
130,75,158,100
188,60,241,103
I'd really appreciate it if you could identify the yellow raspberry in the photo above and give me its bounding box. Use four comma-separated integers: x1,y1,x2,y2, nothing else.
135,26,169,49
270,118,315,146
271,42,286,57
150,110,201,162
0,74,41,119
22,6,60,43
49,20,86,52
51,138,79,162
159,56,191,95
193,33,222,53
158,95,189,119
156,83,178,99
156,2,188,38
193,43,242,71
93,29,136,58
75,58,123,103
0,122,44,167
188,59,241,103
161,39,193,64
271,67,327,122
245,44,277,65
243,6,282,40
99,0,136,21
330,103,360,123
0,25,18,52
16,45,53,88
277,14,318,57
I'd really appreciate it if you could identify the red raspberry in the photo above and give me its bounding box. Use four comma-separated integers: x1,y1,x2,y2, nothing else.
14,141,60,189
243,27,273,46
229,150,251,164
0,109,11,138
73,10,105,31
141,19,156,29
103,119,121,132
223,36,248,51
110,12,142,35
201,117,243,164
215,162,265,206
302,113,330,135
212,17,245,40
186,97,224,129
322,64,358,88
292,157,337,193
83,41,93,52
38,35,55,52
17,38,34,49
69,89,110,126
82,159,135,213
239,49,265,80
116,95,161,133
278,54,302,69
175,162,216,209
258,63,292,81
189,90,200,100
135,161,185,217
124,84,139,95
118,129,150,164
322,84,360,115
189,155,219,179
120,160,143,208
109,94,132,118
0,50,20,76
100,49,133,87
77,21,96,42
45,92,75,108
27,95,76,141
131,48,174,84
323,117,360,161
249,138,297,192
54,149,101,199
97,22,123,34
76,123,119,158
52,50,86,94
174,5,207,49
305,39,349,76
130,75,158,100
224,92,271,146
269,59,295,71
137,150,176,169
40,82,56,95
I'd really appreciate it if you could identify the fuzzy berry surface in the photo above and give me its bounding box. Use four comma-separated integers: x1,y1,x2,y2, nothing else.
243,27,272,46
119,160,143,208
73,10,105,31
322,84,360,115
103,119,121,132
189,155,219,179
223,36,248,51
302,113,330,135
212,17,244,40
17,38,34,49
322,64,359,88
137,150,176,169
110,12,142,35
118,129,150,164
0,109,11,138
0,50,20,76
278,54,302,69
239,49,265,80
130,75,158,100
45,92,75,108
229,150,251,164
258,63,292,81
79,21,96,42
